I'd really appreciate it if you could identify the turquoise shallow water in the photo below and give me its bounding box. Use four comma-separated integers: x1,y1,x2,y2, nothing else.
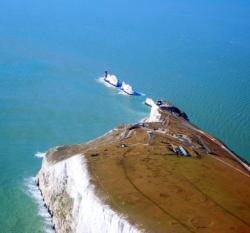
0,0,250,232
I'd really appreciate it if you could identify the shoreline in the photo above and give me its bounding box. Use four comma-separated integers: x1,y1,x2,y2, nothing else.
25,177,55,233
36,154,141,233
182,121,250,173
34,103,250,232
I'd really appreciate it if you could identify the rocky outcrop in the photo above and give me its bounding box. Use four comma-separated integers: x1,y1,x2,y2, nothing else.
36,101,250,233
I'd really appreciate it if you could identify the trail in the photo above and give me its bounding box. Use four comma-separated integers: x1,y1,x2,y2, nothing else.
121,149,195,233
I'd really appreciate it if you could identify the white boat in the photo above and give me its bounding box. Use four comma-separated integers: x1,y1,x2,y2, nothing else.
104,74,119,87
121,81,134,95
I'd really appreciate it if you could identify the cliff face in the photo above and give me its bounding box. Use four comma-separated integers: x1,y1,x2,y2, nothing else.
37,153,140,233
36,102,250,233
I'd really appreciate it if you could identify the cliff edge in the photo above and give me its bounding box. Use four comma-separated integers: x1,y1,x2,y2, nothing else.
36,100,250,233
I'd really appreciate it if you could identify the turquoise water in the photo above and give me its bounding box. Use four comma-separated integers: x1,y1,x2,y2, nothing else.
0,0,250,232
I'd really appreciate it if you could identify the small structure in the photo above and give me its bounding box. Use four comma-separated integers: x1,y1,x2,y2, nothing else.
171,145,189,157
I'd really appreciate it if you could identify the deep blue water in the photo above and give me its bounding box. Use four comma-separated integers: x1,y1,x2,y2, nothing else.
0,0,250,232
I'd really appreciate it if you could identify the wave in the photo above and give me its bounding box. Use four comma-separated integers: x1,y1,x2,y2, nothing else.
25,177,54,233
34,152,46,158
118,90,129,96
96,77,117,88
40,154,141,233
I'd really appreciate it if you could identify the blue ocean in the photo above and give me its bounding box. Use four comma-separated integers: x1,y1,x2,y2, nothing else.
0,0,250,232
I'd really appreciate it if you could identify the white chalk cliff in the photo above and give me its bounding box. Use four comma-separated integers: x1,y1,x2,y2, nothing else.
36,154,141,233
35,103,250,233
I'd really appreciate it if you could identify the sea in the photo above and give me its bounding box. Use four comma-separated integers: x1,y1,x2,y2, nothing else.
0,0,250,232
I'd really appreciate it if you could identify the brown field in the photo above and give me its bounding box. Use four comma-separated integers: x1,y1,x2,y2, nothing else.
47,111,250,233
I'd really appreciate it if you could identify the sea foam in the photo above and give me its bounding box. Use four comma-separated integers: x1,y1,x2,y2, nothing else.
38,154,141,233
97,77,117,88
34,152,46,158
25,177,54,233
